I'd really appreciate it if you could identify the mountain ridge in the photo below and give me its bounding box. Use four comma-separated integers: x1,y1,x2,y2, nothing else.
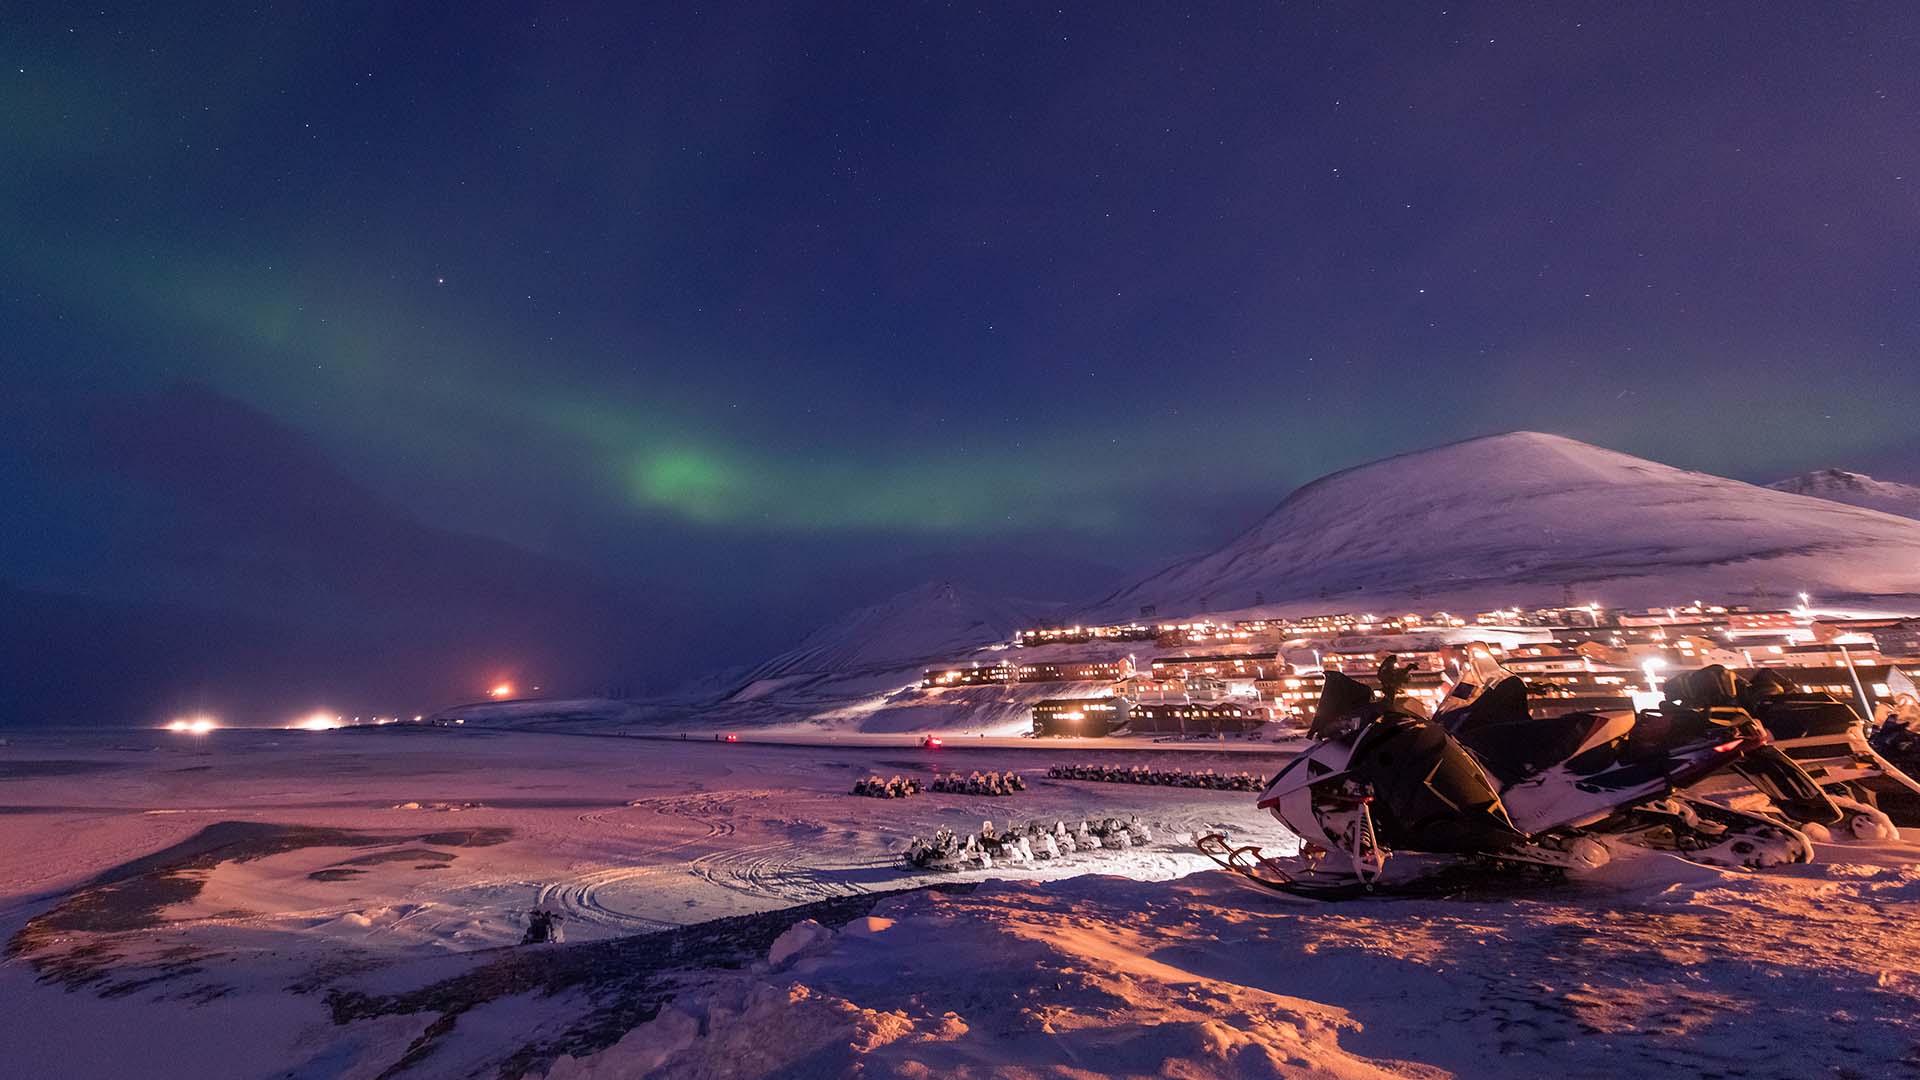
1092,431,1920,620
1768,468,1920,521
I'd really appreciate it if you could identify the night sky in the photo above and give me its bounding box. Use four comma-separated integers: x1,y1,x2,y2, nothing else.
5,4,1919,723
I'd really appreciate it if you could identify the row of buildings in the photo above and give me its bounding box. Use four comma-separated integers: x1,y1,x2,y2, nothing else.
1029,697,1272,738
1012,611,1478,650
922,658,1132,688
1010,603,1864,651
973,604,1920,738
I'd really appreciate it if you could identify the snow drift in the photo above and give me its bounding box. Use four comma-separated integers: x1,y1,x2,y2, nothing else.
542,857,1920,1079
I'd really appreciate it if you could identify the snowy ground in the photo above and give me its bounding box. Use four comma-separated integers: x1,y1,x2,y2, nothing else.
3,726,1918,1078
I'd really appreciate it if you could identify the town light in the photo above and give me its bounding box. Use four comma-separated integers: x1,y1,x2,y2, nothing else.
293,711,340,731
489,682,514,699
167,715,217,734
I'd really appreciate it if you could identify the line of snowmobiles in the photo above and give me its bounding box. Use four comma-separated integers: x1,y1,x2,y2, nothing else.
927,770,1026,796
1047,763,1266,791
905,815,1152,871
851,774,923,798
1199,654,1920,898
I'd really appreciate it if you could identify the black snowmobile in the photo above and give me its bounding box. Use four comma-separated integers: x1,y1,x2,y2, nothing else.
1666,665,1914,836
520,909,564,945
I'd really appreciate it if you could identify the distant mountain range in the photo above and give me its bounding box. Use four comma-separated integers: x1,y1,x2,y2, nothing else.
1768,468,1920,521
3,384,702,724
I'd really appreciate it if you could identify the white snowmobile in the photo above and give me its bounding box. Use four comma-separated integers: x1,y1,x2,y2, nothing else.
1200,662,1814,897
979,820,1034,864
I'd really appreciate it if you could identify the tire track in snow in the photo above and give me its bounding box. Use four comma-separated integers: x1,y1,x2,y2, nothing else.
533,790,783,929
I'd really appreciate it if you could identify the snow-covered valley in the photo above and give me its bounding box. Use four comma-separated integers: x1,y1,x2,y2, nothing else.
4,726,1920,1078
12,434,1920,1078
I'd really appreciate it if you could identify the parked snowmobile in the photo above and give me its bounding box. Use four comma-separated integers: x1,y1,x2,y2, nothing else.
1662,666,1909,837
1869,668,1920,823
520,909,564,945
1441,663,1838,849
1200,664,1812,897
905,827,990,871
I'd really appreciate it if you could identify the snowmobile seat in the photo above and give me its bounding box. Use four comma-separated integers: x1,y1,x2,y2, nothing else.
1746,694,1861,740
1455,709,1633,787
1439,676,1532,740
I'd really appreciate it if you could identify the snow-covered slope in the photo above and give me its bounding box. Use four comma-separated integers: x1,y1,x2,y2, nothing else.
740,581,1046,682
1769,468,1920,521
1096,432,1920,620
717,581,1054,711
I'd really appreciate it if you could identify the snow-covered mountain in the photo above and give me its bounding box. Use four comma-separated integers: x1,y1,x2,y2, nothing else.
1768,469,1920,521
705,432,1920,734
1095,432,1920,620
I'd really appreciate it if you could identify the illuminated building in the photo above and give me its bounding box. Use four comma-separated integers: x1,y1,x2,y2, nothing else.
1617,604,1731,627
1149,653,1280,681
1318,648,1450,675
1810,617,1920,660
1030,697,1125,737
1753,642,1886,668
922,661,1018,688
1013,660,1131,683
1726,609,1800,635
1123,700,1268,735
1502,652,1631,676
1014,624,1153,646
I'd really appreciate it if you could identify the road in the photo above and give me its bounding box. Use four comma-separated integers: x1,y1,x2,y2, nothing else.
631,728,1307,755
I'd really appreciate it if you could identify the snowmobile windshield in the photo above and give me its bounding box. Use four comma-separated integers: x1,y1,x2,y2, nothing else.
1435,650,1520,716
1310,670,1376,740
1436,674,1530,736
1458,709,1624,788
1746,693,1862,740
1889,666,1919,706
